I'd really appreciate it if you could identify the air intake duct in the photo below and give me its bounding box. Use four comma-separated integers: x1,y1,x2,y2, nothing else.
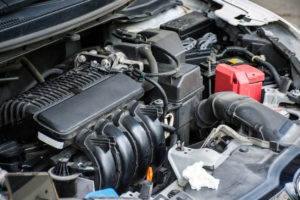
195,92,300,143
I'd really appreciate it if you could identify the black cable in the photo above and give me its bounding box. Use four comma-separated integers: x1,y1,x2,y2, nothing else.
145,68,178,77
145,43,180,77
253,57,281,86
139,46,158,91
21,57,45,83
112,29,180,77
0,77,19,83
161,123,176,133
23,68,64,92
144,76,168,117
139,46,158,77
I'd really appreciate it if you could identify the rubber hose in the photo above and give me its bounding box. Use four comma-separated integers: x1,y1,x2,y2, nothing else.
145,43,180,77
195,92,293,142
139,46,158,91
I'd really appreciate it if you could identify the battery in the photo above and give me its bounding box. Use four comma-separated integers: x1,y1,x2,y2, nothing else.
215,63,265,101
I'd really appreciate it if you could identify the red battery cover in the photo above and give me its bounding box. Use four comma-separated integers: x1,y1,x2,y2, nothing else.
215,63,265,101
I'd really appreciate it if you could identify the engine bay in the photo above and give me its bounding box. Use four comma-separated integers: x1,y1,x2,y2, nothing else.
1,1,300,199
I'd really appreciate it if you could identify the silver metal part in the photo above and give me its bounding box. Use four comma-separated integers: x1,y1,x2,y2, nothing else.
212,0,279,26
263,88,294,108
0,168,7,186
114,52,144,71
163,125,280,200
77,55,87,63
168,125,273,187
74,50,144,72
164,113,175,138
202,125,270,149
263,88,300,119
182,38,197,51
168,125,252,187
100,58,111,69
168,141,242,187
290,89,300,98
89,50,98,55
121,191,141,199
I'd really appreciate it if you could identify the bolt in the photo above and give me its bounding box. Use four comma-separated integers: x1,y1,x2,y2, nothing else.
153,99,164,107
58,157,69,163
239,147,249,153
291,90,300,97
89,50,98,55
176,141,185,151
77,55,87,63
91,60,99,67
101,59,111,69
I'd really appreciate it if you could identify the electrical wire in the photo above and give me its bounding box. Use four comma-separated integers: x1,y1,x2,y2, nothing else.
21,57,45,83
144,43,180,77
144,76,169,117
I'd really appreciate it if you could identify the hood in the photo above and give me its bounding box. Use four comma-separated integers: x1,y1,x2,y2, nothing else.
0,0,130,52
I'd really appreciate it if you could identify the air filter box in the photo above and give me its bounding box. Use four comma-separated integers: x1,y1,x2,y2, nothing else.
215,63,265,101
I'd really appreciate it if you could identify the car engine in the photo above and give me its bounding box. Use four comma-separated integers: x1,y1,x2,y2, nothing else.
1,1,300,199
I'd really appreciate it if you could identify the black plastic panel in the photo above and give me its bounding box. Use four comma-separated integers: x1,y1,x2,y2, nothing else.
160,11,213,39
0,65,108,128
0,0,39,14
183,145,275,200
35,74,143,140
118,0,182,21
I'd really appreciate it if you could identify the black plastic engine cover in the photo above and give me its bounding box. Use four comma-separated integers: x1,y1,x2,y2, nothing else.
35,73,143,141
0,65,110,141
